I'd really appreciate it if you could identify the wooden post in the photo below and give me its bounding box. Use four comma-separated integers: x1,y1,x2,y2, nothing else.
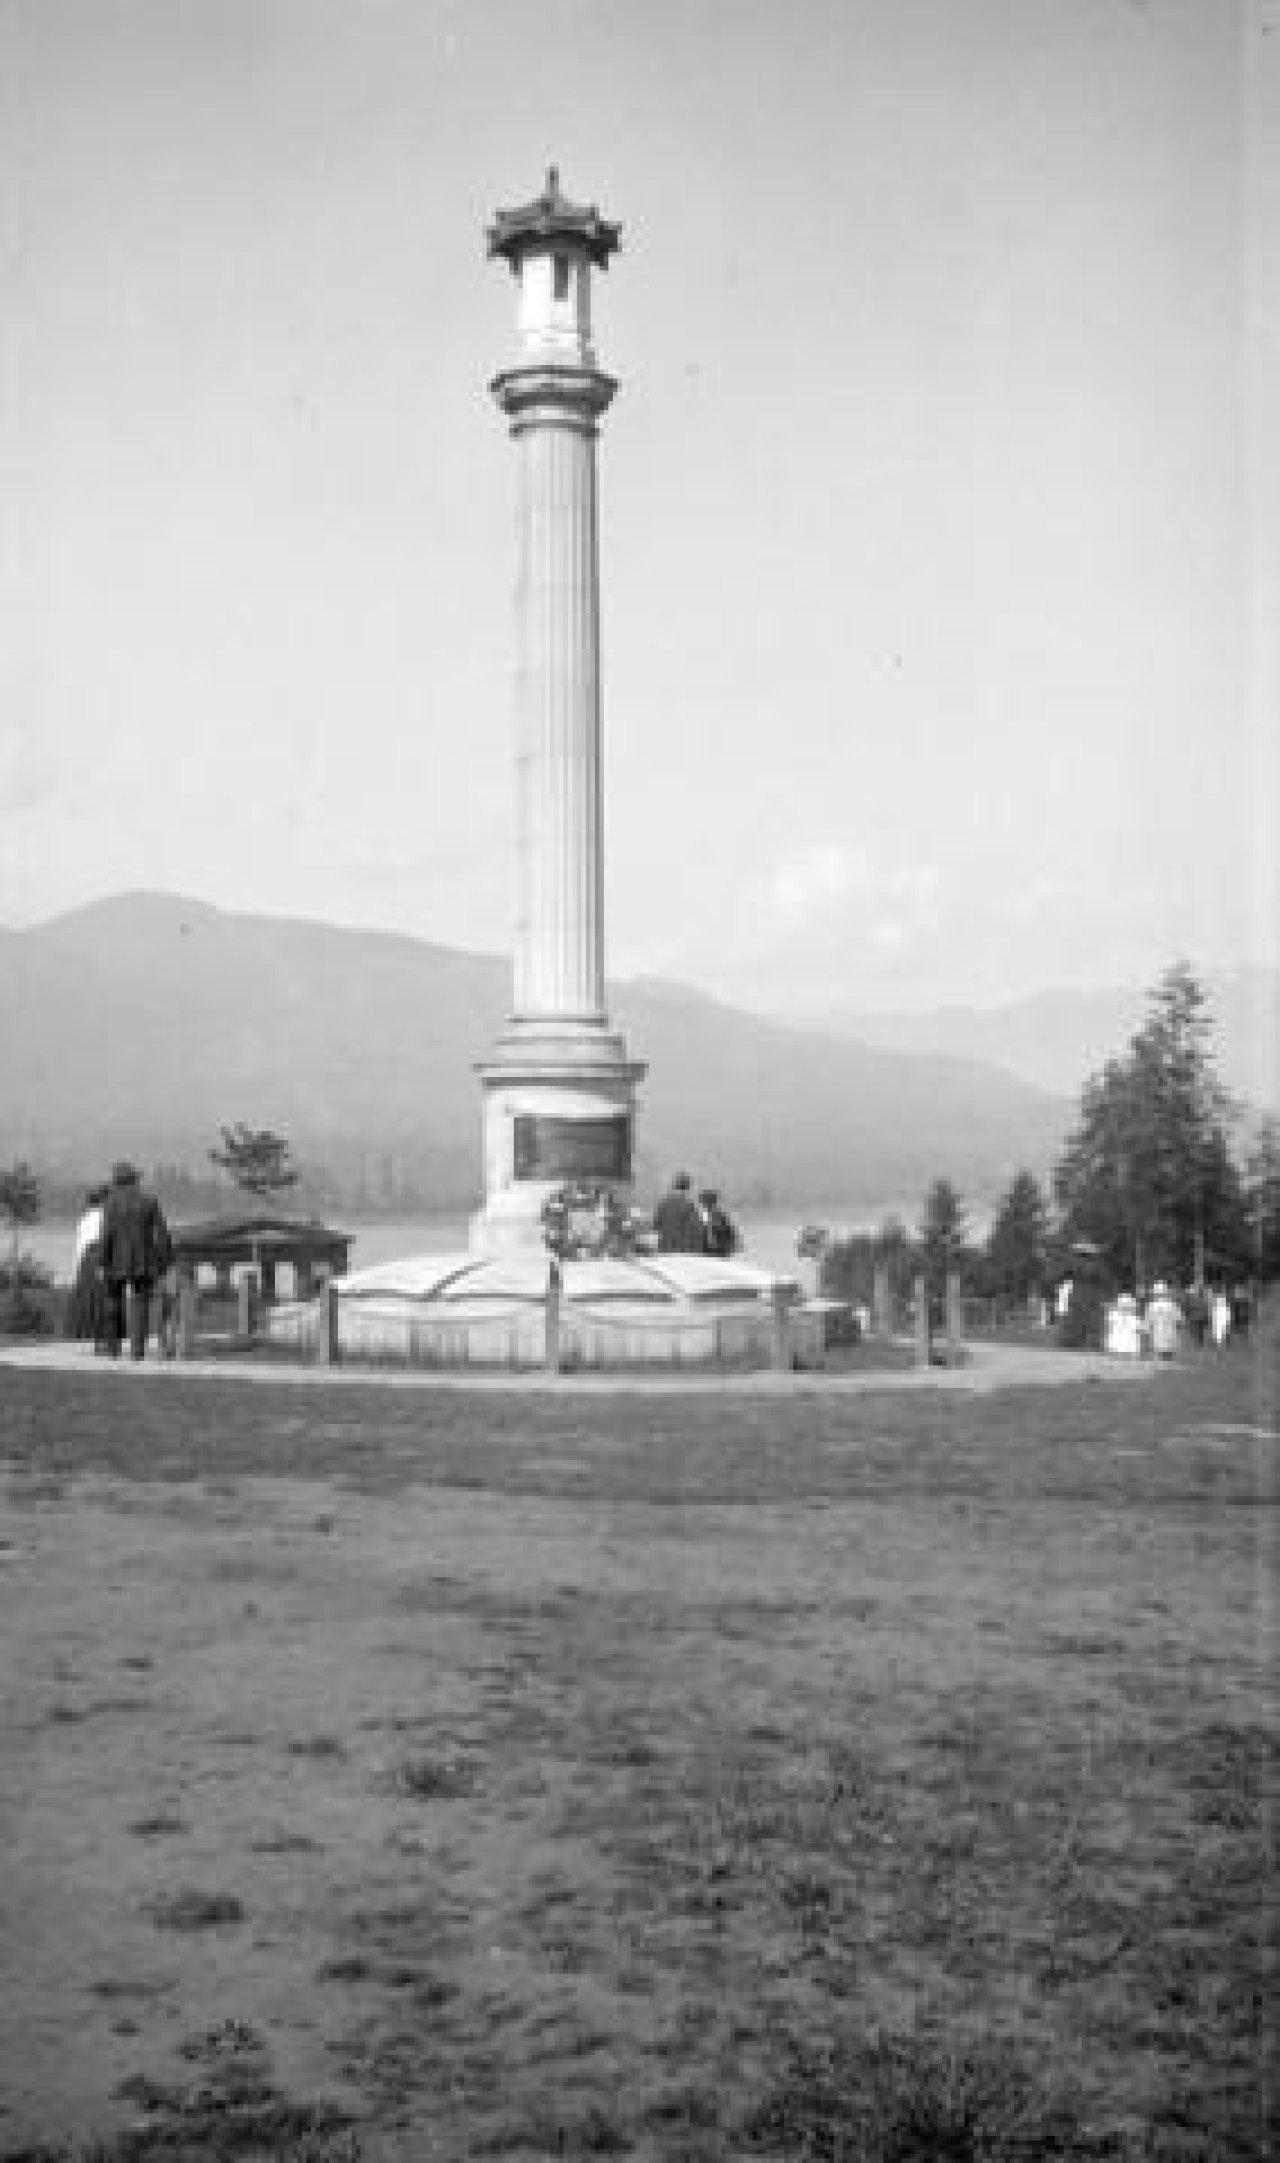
237,1271,255,1341
808,1303,827,1373
872,1261,892,1337
946,1270,964,1358
545,1259,562,1374
316,1280,339,1367
771,1286,791,1371
177,1272,196,1361
913,1273,930,1367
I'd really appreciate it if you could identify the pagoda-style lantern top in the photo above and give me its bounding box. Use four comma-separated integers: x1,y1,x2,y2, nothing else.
486,166,621,368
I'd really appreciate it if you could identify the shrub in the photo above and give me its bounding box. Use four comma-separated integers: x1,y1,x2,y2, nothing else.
0,1256,57,1337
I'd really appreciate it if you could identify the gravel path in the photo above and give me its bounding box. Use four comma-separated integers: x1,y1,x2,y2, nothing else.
0,1337,1158,1393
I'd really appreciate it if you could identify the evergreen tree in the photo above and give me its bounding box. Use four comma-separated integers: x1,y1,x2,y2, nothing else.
209,1125,298,1202
819,1216,917,1318
819,1231,874,1306
1246,1119,1280,1280
984,1170,1049,1303
0,1159,41,1240
1053,962,1247,1285
0,1159,42,1319
919,1178,968,1298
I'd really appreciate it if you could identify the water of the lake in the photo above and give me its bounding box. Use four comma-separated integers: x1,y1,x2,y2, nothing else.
25,1202,918,1287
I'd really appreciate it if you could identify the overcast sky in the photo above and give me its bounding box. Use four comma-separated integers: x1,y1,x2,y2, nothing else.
2,0,1275,1014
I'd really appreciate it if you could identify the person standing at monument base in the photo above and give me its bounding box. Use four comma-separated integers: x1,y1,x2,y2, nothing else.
698,1188,739,1260
100,1162,172,1361
652,1172,706,1255
68,1182,109,1349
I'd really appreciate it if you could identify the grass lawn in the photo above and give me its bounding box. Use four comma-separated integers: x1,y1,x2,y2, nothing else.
0,1341,1276,2160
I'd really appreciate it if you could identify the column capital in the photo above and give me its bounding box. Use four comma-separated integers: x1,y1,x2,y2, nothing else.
491,363,617,434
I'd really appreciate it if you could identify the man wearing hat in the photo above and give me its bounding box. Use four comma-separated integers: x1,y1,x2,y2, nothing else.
100,1161,172,1361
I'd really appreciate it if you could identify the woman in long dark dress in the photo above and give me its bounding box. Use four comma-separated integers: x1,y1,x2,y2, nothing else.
68,1184,108,1346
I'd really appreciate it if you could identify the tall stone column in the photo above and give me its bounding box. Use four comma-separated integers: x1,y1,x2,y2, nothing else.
497,364,614,1023
473,171,644,1253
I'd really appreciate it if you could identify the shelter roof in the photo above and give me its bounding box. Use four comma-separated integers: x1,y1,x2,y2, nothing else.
170,1213,351,1264
486,166,621,268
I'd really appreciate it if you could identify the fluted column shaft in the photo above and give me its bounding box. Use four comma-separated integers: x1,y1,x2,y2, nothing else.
493,365,615,1024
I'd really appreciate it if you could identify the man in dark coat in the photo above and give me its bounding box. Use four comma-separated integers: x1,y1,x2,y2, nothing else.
100,1162,172,1360
652,1171,706,1256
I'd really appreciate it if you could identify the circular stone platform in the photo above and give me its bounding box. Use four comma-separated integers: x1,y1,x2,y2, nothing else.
268,1247,813,1370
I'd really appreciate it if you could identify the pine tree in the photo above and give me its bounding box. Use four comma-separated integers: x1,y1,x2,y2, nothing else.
1,1159,42,1319
984,1170,1049,1303
209,1125,298,1203
1246,1119,1280,1280
920,1178,968,1298
1053,963,1247,1285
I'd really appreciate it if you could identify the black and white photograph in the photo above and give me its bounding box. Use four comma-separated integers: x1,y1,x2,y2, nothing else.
1,1,1276,2154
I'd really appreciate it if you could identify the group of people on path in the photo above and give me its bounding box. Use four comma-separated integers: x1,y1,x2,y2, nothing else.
69,1162,174,1360
651,1171,739,1260
1096,1278,1242,1361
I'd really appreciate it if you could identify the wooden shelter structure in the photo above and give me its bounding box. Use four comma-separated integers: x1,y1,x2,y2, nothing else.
170,1213,352,1304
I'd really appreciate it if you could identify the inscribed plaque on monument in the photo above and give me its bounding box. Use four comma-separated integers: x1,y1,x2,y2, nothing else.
513,1112,632,1182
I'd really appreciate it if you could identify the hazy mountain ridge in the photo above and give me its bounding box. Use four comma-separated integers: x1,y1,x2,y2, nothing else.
815,969,1279,1110
1,892,1071,1208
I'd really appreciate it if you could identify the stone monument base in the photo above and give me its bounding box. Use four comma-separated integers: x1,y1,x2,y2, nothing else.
267,1248,821,1371
473,1017,646,1254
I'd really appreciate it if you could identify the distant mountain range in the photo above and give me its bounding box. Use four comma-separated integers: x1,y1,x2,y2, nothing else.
0,892,1072,1213
815,967,1278,1110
